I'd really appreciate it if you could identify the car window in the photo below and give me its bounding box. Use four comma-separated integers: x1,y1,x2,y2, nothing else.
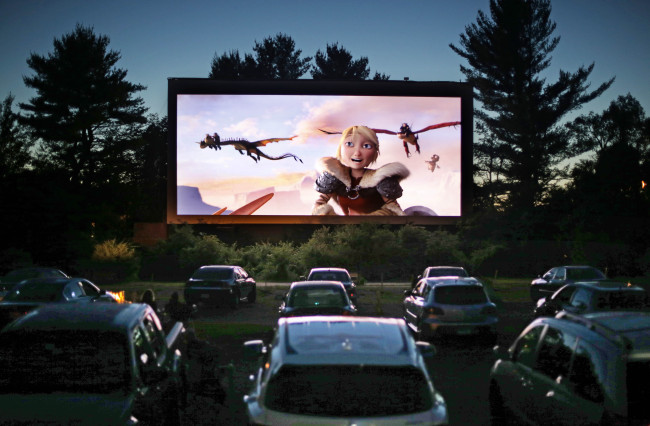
513,325,544,368
570,288,592,309
422,284,432,300
63,281,84,299
567,268,605,281
598,292,646,310
141,314,165,361
555,268,566,280
568,341,605,403
535,326,576,380
432,286,487,305
192,268,234,280
79,280,100,297
264,365,433,416
0,330,128,393
289,288,346,307
414,281,427,297
626,359,650,418
552,285,576,303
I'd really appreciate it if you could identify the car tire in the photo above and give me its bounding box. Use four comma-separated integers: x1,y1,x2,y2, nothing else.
230,291,240,309
489,382,512,426
248,287,257,303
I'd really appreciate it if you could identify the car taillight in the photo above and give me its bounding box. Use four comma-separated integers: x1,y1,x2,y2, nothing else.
341,309,352,316
425,307,444,317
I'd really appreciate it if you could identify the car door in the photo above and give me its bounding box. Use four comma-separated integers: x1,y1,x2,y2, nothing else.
528,326,579,425
403,281,426,327
498,324,545,423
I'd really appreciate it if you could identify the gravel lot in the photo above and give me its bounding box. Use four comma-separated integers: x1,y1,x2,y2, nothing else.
177,284,533,426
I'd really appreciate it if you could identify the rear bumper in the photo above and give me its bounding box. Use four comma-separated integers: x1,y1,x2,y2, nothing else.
184,287,233,304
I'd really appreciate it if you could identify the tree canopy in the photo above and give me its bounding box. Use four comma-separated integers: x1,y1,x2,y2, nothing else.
450,0,614,212
20,24,148,187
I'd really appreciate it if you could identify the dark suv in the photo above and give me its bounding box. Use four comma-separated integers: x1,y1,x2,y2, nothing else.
530,265,607,301
305,267,357,304
185,265,256,308
0,303,187,425
490,311,650,425
534,280,647,318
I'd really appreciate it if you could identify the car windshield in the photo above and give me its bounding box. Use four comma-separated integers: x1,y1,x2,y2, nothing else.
0,331,129,394
433,286,487,305
289,287,347,307
309,271,350,282
192,268,234,280
426,268,467,277
3,281,66,302
566,268,605,280
265,365,433,416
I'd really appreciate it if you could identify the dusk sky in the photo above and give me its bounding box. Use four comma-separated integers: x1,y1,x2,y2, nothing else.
1,0,649,120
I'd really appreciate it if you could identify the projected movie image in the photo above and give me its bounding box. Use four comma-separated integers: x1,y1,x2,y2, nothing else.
176,94,462,218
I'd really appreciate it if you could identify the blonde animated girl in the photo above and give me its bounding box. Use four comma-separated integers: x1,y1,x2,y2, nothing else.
312,125,409,216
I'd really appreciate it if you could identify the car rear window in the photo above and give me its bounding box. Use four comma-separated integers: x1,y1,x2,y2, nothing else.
426,268,467,277
289,287,346,307
3,281,66,302
626,360,650,422
309,271,350,281
0,331,129,394
264,365,433,416
192,268,234,280
432,286,487,305
566,268,605,280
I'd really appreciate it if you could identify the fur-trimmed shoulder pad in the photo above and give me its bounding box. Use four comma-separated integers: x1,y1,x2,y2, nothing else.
315,157,409,189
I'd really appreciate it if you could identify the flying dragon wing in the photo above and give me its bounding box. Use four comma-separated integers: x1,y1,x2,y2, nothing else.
252,136,297,147
412,121,461,134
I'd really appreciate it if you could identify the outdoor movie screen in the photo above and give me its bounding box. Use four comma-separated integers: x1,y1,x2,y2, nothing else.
167,79,472,224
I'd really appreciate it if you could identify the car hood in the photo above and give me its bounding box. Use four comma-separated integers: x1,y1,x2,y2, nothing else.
0,392,134,424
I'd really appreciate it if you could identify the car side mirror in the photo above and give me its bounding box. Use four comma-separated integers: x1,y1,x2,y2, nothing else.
299,275,306,280
404,289,413,296
416,341,436,358
243,340,266,362
492,344,509,360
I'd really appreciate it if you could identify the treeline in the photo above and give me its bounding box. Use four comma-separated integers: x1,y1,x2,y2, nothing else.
1,0,648,277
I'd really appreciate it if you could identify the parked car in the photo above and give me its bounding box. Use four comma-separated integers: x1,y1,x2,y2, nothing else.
489,310,650,425
0,277,117,330
419,266,469,279
0,303,187,425
0,266,69,299
184,265,256,308
403,277,498,342
243,316,448,425
304,267,358,303
533,280,648,318
278,281,357,317
530,265,607,301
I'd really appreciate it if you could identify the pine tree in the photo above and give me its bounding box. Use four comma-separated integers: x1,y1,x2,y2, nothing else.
450,0,614,211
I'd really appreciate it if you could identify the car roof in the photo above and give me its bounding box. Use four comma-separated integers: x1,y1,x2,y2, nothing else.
425,266,466,270
273,316,418,369
289,280,346,289
424,277,481,286
1,303,150,333
309,267,349,273
197,265,239,270
572,280,645,292
582,311,650,352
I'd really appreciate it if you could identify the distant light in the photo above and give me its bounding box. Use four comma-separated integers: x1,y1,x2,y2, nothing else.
642,180,647,189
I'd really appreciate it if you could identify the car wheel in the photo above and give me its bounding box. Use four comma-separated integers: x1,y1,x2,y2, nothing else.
248,287,257,303
230,291,240,309
489,382,512,426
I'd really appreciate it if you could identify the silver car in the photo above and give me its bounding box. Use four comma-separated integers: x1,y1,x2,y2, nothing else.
403,277,498,341
243,316,448,425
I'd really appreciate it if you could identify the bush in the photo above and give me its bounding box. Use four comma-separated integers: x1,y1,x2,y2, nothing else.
77,239,139,285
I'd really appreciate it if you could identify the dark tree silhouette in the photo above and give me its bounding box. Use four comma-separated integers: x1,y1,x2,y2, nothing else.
252,33,312,79
20,24,147,187
209,34,311,80
0,94,31,179
311,43,371,80
450,0,614,212
209,50,258,79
